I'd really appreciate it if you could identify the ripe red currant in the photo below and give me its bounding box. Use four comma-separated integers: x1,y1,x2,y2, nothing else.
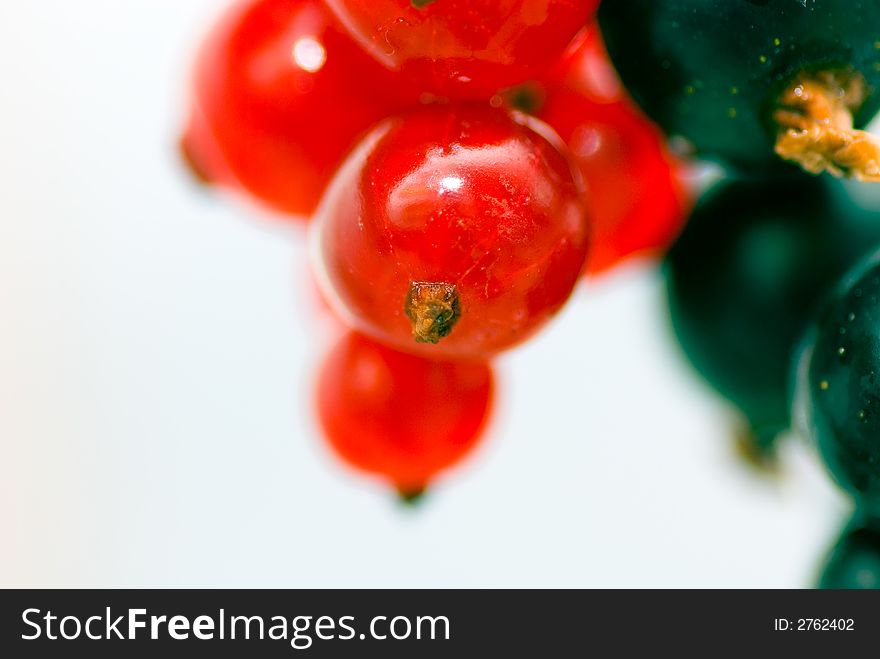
506,28,690,275
539,29,690,275
316,331,494,499
312,105,590,360
181,0,418,217
322,0,598,99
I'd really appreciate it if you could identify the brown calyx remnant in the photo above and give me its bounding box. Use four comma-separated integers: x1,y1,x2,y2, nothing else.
732,425,780,478
397,485,427,506
405,282,461,345
179,135,214,187
773,69,880,181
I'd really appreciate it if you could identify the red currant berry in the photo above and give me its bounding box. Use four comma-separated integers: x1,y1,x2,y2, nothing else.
511,28,691,275
181,0,418,217
316,331,494,499
312,105,590,360
322,0,598,99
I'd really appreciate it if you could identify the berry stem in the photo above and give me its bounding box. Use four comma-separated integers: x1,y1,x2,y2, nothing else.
405,282,461,344
773,69,880,181
397,485,427,506
732,422,780,477
178,134,215,187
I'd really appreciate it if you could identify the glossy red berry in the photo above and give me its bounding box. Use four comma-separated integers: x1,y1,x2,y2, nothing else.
316,331,494,498
512,28,690,275
181,0,418,217
322,0,598,99
313,105,590,360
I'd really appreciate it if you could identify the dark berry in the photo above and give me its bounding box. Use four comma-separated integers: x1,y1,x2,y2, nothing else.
666,174,880,454
598,0,880,178
796,249,880,509
818,517,880,589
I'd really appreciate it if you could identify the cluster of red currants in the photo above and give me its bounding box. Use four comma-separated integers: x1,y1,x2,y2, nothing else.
181,0,880,585
181,0,689,501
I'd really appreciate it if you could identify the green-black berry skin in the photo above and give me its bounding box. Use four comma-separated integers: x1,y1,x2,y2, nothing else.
665,174,880,451
597,0,880,167
818,516,880,589
796,249,880,510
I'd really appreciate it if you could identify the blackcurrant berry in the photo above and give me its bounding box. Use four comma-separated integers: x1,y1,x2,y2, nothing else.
818,517,880,589
795,249,880,510
598,0,880,179
665,174,880,457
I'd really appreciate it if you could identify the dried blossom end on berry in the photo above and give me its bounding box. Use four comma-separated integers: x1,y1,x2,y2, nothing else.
396,485,428,506
773,69,880,181
178,133,215,187
405,282,461,345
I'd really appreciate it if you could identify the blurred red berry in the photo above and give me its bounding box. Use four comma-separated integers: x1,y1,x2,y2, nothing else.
316,331,494,499
510,27,691,275
323,0,598,99
181,0,418,217
312,104,590,360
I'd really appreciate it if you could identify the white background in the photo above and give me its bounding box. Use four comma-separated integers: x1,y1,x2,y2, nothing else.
0,0,850,587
